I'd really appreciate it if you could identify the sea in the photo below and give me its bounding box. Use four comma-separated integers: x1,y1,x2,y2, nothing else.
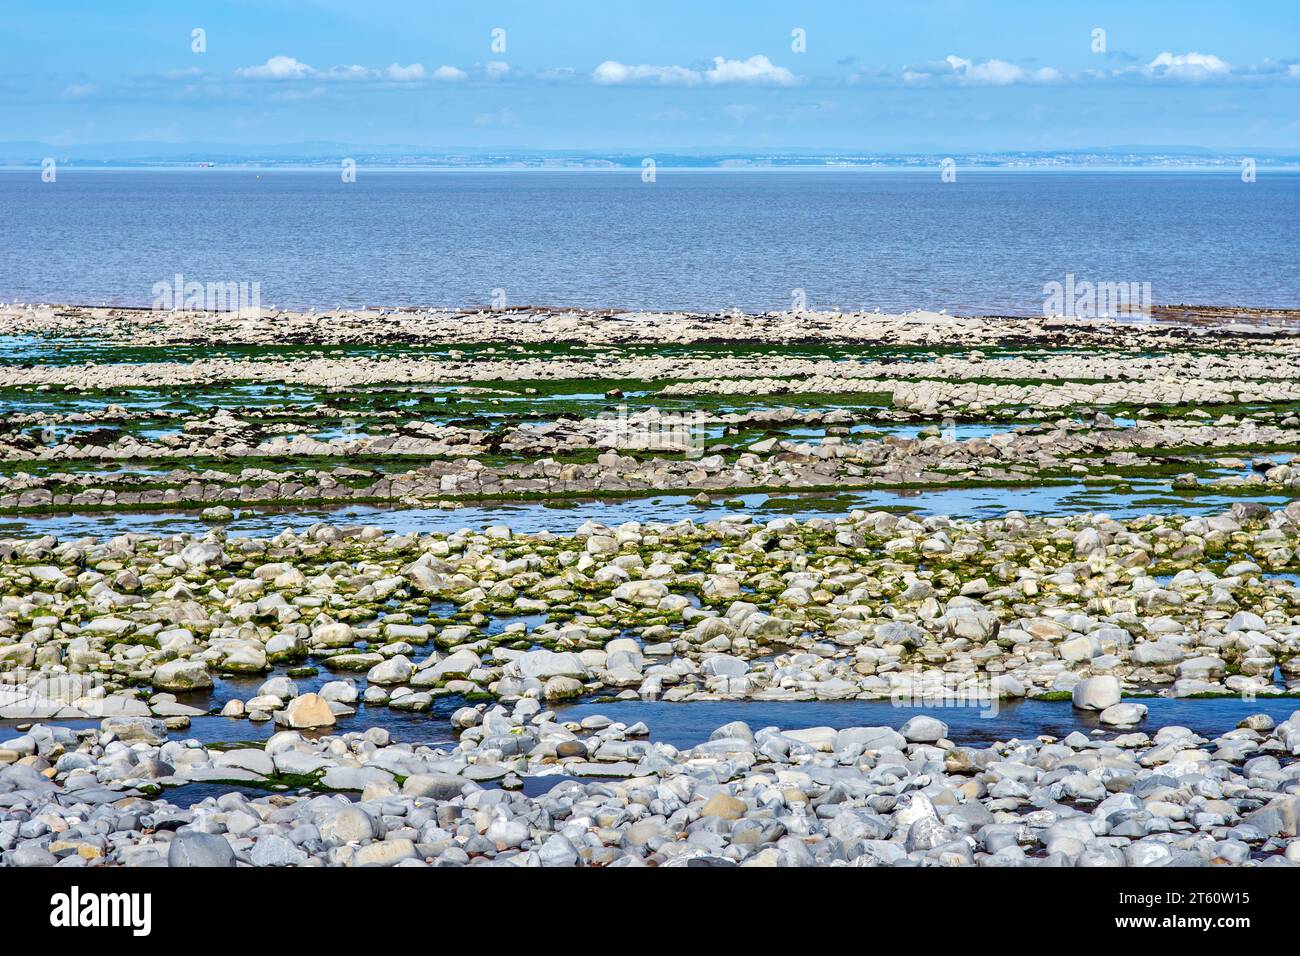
1,167,1297,314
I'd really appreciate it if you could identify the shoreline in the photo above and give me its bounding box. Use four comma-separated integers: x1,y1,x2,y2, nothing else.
4,303,1300,351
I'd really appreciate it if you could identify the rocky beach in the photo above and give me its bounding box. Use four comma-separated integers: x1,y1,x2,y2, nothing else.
4,303,1300,868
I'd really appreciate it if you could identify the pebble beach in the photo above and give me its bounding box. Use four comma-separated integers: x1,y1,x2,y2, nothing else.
3,304,1300,867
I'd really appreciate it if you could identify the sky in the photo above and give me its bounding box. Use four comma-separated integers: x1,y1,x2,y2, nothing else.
3,0,1298,152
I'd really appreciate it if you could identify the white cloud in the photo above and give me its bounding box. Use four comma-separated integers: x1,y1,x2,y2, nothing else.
596,61,695,85
705,55,797,86
592,60,701,85
879,50,1300,87
1145,51,1231,80
235,57,482,85
325,64,378,81
485,61,510,80
593,55,797,87
901,56,1062,86
384,63,425,82
61,83,96,99
945,55,1024,85
236,55,314,80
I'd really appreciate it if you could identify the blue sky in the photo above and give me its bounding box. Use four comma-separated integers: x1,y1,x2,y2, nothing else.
4,0,1298,150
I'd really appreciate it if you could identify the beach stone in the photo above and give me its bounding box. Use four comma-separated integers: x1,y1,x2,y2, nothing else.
538,833,579,867
487,817,529,848
179,542,224,569
784,727,838,751
250,834,308,867
352,839,418,867
152,659,213,691
403,774,471,800
1245,796,1300,837
612,581,670,605
1099,703,1148,727
900,715,948,743
320,807,380,845
836,726,907,752
312,621,356,648
319,680,358,704
320,766,394,790
101,716,167,744
518,650,590,681
168,831,235,868
1176,656,1226,680
451,706,481,729
367,656,413,685
463,763,509,782
943,605,995,640
279,693,335,729
1228,611,1267,632
9,844,58,867
1132,641,1184,666
700,794,747,820
543,676,584,699
701,654,749,678
1072,676,1121,711
215,749,274,777
425,650,480,682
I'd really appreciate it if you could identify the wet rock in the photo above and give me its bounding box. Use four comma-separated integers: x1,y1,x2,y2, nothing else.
278,693,336,729
1072,676,1121,711
152,659,213,692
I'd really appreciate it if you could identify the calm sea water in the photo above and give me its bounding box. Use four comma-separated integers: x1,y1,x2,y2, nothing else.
1,168,1296,313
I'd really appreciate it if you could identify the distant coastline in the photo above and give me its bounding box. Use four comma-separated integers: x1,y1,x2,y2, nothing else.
2,144,1298,171
5,164,1300,173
